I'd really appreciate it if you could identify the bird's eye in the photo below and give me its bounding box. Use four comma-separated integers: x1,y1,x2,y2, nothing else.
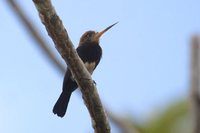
87,34,91,38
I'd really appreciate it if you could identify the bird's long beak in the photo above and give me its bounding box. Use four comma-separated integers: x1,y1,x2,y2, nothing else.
94,22,118,41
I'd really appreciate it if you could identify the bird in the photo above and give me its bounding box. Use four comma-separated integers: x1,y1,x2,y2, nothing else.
53,22,118,117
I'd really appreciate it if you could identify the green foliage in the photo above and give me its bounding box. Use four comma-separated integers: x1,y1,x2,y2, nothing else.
142,100,191,133
116,100,192,133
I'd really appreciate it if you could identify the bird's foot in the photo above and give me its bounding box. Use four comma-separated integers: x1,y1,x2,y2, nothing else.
93,80,96,85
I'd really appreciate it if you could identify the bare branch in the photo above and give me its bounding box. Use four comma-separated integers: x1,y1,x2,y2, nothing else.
6,0,65,75
108,111,140,133
190,35,200,133
7,1,134,132
32,0,110,132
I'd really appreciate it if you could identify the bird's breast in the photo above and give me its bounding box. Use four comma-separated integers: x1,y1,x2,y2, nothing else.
76,44,102,75
77,44,102,63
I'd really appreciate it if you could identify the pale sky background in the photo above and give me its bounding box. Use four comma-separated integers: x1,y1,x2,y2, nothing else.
1,0,200,133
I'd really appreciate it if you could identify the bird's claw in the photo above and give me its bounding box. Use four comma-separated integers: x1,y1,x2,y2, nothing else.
93,80,96,85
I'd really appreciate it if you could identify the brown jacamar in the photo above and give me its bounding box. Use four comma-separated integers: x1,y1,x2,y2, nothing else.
53,22,117,117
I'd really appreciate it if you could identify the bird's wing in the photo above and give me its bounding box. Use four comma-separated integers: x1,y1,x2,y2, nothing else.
62,67,78,92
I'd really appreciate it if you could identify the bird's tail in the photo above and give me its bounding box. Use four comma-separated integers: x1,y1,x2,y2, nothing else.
53,90,72,117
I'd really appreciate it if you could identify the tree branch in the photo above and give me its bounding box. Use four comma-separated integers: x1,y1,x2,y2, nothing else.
32,0,110,132
107,111,140,133
190,35,200,133
7,1,135,132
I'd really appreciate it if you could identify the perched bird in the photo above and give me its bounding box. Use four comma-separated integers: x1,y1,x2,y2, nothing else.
53,22,117,117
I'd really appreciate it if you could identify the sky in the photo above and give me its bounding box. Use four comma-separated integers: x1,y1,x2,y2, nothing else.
1,0,200,132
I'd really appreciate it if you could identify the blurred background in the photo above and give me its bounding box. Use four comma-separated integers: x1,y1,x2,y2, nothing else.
1,0,200,133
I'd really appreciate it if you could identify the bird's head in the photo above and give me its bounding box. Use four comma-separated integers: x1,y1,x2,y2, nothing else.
79,22,118,45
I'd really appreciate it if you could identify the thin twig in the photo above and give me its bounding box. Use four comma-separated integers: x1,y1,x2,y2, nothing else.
32,0,110,132
6,0,65,75
107,111,140,133
190,35,200,133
